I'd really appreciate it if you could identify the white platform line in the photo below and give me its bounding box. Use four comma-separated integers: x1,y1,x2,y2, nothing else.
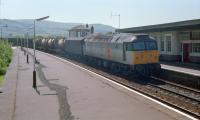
38,50,197,120
161,66,200,77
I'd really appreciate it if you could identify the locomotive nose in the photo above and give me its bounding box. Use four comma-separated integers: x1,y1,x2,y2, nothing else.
135,64,150,76
132,50,159,65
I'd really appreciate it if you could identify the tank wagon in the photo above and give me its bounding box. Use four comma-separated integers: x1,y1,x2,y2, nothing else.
57,38,65,50
41,38,49,48
54,38,65,54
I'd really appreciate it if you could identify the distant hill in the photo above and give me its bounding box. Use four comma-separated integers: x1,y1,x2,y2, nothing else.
0,19,116,38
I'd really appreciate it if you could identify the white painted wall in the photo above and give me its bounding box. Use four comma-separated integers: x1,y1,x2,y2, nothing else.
150,31,180,55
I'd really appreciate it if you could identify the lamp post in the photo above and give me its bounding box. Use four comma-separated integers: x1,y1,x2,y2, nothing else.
26,32,29,63
0,24,8,41
33,16,49,89
25,26,34,64
20,37,22,50
111,12,121,29
23,37,26,55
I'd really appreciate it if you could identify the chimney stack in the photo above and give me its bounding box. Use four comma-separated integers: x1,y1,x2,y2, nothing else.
86,24,89,28
90,26,94,34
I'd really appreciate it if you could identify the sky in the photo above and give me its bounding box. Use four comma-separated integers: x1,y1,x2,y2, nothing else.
1,0,200,28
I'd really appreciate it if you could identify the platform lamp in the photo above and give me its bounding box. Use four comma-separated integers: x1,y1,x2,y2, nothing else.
0,24,8,41
26,32,29,64
26,26,34,64
33,16,49,89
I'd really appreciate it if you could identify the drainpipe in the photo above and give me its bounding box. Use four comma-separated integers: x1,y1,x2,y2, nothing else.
181,43,183,63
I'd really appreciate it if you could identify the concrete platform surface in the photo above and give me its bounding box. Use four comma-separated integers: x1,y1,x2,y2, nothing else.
0,48,196,120
161,64,200,77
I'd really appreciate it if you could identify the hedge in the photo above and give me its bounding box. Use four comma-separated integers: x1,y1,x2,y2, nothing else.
0,41,12,75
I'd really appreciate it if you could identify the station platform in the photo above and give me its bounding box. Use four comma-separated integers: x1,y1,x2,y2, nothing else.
161,62,200,77
0,48,197,120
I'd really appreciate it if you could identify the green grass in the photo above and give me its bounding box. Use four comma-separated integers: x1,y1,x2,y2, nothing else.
0,74,4,86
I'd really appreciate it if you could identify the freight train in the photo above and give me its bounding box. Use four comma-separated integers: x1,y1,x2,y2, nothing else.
36,33,161,76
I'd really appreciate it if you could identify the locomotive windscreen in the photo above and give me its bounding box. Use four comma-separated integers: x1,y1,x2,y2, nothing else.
146,41,157,50
126,41,157,51
133,42,145,51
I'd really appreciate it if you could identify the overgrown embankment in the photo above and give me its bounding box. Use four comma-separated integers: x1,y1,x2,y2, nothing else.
0,41,12,85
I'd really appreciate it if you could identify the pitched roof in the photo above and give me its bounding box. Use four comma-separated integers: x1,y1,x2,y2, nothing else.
117,19,200,33
69,25,90,31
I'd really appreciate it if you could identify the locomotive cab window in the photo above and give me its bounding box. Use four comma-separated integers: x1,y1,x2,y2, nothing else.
133,42,145,51
146,41,157,50
126,42,145,51
126,43,132,51
126,41,157,51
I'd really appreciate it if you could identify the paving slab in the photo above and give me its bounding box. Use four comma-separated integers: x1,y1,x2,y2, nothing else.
0,47,18,120
14,49,59,120
0,48,196,120
0,48,59,120
31,50,194,120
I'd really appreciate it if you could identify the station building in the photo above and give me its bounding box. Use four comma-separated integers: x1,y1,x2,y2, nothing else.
68,24,94,38
117,19,200,63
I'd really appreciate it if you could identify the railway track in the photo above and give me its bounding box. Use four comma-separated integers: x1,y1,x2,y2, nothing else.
67,57,200,118
89,68,200,119
145,78,200,118
150,77,200,102
27,49,200,119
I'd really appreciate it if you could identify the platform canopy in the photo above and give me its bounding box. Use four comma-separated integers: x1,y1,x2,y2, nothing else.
116,19,200,33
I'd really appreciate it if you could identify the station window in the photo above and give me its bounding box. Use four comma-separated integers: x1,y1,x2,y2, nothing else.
192,43,200,53
166,35,172,52
179,32,190,40
191,31,200,40
160,39,164,51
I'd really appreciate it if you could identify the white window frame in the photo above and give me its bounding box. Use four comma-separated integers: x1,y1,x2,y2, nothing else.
191,43,200,53
160,35,164,52
165,34,172,53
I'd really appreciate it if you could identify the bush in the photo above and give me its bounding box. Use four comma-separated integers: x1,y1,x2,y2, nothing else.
0,41,12,75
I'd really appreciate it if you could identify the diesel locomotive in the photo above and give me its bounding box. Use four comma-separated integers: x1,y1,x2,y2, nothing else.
37,33,161,76
83,33,160,76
